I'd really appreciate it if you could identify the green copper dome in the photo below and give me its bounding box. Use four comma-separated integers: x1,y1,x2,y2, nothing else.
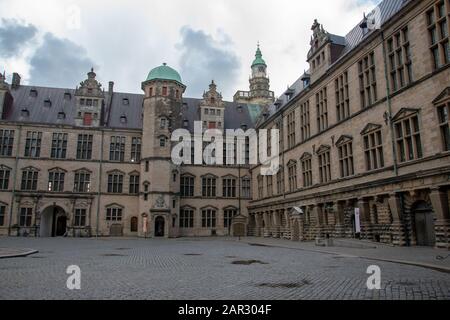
251,45,266,67
146,63,183,85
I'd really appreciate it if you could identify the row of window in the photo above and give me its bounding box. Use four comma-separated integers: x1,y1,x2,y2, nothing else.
179,208,237,229
258,110,448,198
0,131,142,163
180,176,251,198
0,168,140,194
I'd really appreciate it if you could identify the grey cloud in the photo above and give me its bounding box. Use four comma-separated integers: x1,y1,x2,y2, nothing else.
0,19,37,58
29,33,96,88
177,26,241,99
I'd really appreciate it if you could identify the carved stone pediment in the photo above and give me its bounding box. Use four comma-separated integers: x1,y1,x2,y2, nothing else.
316,144,331,154
300,152,312,160
360,123,382,135
335,135,353,146
433,87,450,105
391,108,419,122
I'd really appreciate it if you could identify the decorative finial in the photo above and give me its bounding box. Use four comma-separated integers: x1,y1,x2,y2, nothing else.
163,62,167,66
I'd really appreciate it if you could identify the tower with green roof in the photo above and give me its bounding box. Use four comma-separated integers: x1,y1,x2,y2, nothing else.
234,44,274,106
140,63,186,238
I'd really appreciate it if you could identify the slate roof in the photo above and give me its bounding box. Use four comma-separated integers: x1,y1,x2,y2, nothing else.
263,0,411,120
2,85,261,131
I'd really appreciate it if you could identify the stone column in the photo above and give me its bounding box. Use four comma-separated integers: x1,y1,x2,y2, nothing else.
358,198,373,240
313,204,325,238
273,210,281,238
430,188,450,249
255,213,262,237
333,201,346,238
263,211,270,237
387,193,406,246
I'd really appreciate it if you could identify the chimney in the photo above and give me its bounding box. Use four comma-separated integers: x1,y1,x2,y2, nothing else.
11,73,21,89
108,81,114,95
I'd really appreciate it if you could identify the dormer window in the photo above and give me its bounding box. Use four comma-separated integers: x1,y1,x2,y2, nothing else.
57,112,66,119
64,92,71,100
211,97,215,104
120,115,127,124
21,109,29,117
162,87,168,96
29,89,38,98
88,88,93,94
241,124,248,130
44,99,52,107
149,87,153,96
83,113,92,126
160,118,167,129
183,119,189,128
160,136,167,147
123,98,129,105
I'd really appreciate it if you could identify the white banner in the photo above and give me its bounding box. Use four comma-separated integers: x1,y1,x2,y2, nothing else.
354,208,361,234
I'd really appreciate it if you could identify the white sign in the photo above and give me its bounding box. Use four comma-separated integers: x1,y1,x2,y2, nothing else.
354,208,361,234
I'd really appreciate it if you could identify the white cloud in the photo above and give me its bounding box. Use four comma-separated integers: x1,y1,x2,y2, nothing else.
0,0,378,99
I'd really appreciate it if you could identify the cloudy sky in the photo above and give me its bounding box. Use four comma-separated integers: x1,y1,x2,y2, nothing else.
0,0,377,100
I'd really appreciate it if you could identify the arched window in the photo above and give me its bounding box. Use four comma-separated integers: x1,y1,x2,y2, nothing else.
130,217,138,232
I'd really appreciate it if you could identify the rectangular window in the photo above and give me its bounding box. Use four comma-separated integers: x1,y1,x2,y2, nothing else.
276,167,284,195
0,169,10,190
131,137,141,163
258,175,264,199
266,175,273,197
387,27,413,92
109,136,126,162
358,52,377,108
438,102,450,151
201,209,216,228
287,110,296,148
395,114,423,162
21,170,38,191
129,175,140,194
77,134,93,160
107,173,124,193
83,112,93,126
318,150,331,183
180,209,194,228
224,209,237,229
74,172,91,193
316,87,328,132
338,141,354,178
0,205,5,226
363,130,385,171
48,171,65,192
288,163,298,192
19,207,32,227
202,177,216,197
301,157,313,187
51,133,68,159
241,178,251,198
0,130,14,156
427,2,450,69
300,100,310,142
335,71,350,121
180,176,195,197
106,207,122,222
24,131,42,158
222,178,236,198
74,209,87,227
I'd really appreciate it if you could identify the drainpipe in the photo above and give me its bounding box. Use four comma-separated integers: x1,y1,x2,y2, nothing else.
381,31,399,176
8,125,22,236
96,130,105,238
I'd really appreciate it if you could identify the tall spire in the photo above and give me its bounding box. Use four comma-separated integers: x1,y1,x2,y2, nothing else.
252,43,266,67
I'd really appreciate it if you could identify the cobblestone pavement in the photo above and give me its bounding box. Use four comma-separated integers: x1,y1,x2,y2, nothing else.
0,237,449,300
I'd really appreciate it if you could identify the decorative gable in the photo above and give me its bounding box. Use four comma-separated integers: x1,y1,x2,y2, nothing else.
316,144,331,154
360,123,382,135
391,108,419,122
335,135,353,146
432,87,450,105
300,152,312,160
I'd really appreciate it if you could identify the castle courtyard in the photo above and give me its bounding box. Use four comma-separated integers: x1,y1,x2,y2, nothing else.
0,237,449,300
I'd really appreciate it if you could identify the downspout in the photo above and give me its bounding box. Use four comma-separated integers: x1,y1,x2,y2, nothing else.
8,125,22,236
96,130,104,238
381,31,399,176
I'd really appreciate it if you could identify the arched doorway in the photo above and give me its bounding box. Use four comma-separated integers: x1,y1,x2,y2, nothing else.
40,206,67,237
413,201,435,247
154,216,165,237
